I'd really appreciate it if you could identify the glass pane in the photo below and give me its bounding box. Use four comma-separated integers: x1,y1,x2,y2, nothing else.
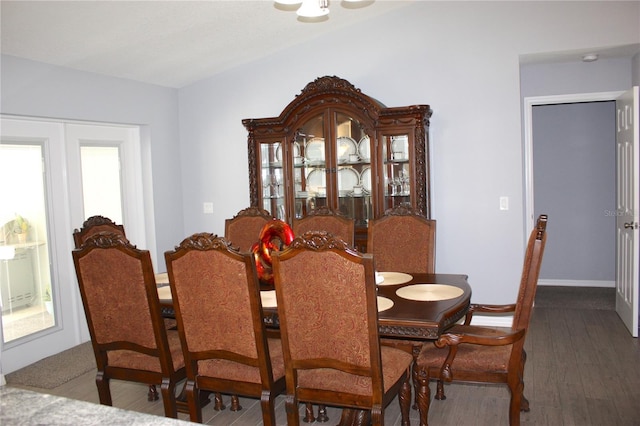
260,142,285,219
334,113,371,223
383,135,411,210
80,146,123,223
294,114,326,216
0,144,54,343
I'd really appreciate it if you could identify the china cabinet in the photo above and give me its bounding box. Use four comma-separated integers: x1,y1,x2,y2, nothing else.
242,76,432,251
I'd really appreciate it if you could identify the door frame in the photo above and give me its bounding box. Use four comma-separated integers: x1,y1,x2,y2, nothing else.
523,91,624,235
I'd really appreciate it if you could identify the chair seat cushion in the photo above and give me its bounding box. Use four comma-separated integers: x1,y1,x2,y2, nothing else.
417,325,512,373
297,346,412,396
107,329,185,372
197,338,285,383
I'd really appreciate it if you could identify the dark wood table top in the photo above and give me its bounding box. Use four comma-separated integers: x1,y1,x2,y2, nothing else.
260,272,471,341
158,272,471,341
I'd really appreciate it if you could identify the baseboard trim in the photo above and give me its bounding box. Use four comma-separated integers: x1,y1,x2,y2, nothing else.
538,279,615,288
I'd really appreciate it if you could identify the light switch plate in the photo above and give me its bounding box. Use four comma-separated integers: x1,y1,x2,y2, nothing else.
203,202,214,214
499,196,509,211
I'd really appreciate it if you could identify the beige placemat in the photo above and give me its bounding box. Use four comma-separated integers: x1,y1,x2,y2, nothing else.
261,290,277,308
395,284,464,301
377,271,413,286
157,286,172,301
377,296,394,312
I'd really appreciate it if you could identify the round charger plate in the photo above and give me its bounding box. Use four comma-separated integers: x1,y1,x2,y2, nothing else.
377,296,394,312
395,284,464,301
261,290,277,308
377,271,413,286
157,286,172,301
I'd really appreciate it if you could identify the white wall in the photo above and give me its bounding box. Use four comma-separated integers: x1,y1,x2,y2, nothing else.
178,1,639,304
0,55,184,268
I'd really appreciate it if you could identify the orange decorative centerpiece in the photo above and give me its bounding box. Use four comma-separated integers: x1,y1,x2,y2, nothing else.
252,219,294,289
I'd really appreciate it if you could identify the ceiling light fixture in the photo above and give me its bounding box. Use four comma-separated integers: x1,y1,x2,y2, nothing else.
276,0,366,21
582,53,599,62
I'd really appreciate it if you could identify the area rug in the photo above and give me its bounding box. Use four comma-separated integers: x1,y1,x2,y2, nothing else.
5,342,96,389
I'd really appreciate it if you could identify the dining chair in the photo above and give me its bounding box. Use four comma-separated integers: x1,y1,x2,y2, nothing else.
292,206,356,421
272,230,413,426
73,215,172,402
71,232,187,418
367,204,437,408
367,204,436,274
73,215,126,248
293,205,355,246
225,206,274,253
164,233,286,424
413,214,548,426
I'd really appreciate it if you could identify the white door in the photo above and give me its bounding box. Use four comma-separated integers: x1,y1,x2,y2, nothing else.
0,117,149,377
615,87,639,337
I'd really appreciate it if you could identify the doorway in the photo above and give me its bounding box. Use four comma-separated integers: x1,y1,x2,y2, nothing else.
0,117,151,378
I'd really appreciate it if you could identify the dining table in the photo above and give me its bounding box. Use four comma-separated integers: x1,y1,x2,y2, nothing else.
155,271,471,425
156,271,471,341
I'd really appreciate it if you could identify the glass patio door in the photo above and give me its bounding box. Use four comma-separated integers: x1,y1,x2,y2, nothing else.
0,117,146,378
0,143,54,343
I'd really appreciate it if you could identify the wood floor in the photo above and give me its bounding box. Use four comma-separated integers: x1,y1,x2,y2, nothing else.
12,293,640,425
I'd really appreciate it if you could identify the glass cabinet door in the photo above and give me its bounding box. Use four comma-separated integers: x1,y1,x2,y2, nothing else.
334,112,372,226
259,141,286,220
382,134,411,210
292,114,326,218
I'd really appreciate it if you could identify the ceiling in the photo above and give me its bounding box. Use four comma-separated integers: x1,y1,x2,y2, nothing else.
2,1,638,89
0,0,414,88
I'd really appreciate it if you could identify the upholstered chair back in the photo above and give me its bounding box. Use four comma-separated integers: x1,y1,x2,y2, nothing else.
367,205,436,273
293,206,355,246
272,231,413,425
164,233,285,424
225,206,274,252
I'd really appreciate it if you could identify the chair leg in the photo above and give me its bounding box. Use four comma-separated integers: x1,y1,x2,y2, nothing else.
285,394,300,426
95,371,112,406
399,373,412,426
213,392,226,410
435,379,446,400
147,384,159,401
521,394,530,412
160,379,178,418
230,394,242,411
303,403,315,422
186,380,202,423
317,404,329,422
508,375,524,426
415,367,431,426
370,405,383,426
260,390,278,426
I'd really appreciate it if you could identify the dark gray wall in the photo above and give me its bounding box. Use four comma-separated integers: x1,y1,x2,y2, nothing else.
533,101,616,281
